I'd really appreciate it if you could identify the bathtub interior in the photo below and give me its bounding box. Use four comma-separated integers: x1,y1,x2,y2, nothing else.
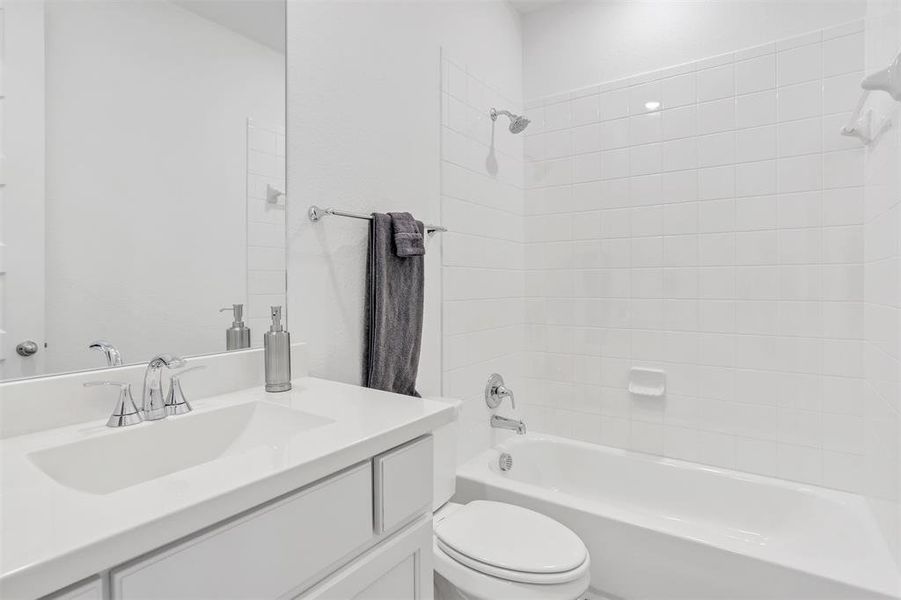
456,434,900,598
489,436,879,549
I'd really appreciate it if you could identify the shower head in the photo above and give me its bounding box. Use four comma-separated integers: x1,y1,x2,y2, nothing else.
508,115,530,134
490,107,530,134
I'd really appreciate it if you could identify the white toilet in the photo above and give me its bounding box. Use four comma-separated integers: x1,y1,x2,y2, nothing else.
431,419,591,600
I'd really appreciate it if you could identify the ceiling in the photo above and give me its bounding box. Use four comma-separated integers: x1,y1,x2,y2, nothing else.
175,0,557,49
173,0,285,54
507,0,568,14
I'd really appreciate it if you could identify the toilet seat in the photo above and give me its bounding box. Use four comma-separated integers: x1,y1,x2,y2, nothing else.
434,501,589,585
436,540,590,585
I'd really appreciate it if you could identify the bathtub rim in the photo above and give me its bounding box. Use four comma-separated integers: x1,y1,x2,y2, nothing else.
456,432,900,599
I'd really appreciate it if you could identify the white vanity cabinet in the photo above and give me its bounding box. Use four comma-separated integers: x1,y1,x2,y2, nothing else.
98,435,435,600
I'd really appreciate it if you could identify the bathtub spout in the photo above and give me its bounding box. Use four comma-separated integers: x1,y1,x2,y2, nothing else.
490,414,527,435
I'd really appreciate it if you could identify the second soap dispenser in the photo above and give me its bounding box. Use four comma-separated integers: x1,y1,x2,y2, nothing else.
264,306,292,392
220,304,251,350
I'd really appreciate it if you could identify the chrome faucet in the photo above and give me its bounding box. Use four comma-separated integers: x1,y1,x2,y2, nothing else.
142,354,186,420
491,414,527,435
89,340,123,367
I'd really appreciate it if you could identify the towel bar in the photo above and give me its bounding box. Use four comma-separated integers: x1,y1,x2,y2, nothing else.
308,205,447,234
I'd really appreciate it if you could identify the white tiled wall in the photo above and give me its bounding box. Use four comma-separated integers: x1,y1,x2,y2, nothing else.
0,2,6,377
862,0,901,558
245,119,286,342
520,22,870,491
440,51,526,463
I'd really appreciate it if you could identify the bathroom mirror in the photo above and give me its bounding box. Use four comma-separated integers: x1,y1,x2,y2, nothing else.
1,0,286,380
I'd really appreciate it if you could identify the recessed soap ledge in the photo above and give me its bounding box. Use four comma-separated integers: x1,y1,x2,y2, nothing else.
0,343,458,598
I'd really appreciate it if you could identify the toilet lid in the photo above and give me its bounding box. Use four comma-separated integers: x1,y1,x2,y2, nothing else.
434,501,587,575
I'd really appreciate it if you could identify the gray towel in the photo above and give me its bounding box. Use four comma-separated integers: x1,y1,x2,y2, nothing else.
363,213,424,397
388,211,425,257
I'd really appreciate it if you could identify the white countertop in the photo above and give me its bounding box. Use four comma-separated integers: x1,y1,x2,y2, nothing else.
0,377,456,599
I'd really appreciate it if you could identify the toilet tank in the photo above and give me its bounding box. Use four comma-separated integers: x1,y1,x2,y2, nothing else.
432,399,461,510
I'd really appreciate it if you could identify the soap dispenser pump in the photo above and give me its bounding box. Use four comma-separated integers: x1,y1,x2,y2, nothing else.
264,306,291,392
220,304,251,350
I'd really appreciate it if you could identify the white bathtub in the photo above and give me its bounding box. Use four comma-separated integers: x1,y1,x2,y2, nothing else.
454,434,900,600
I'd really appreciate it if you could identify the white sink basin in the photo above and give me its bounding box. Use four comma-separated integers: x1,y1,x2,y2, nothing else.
28,402,334,494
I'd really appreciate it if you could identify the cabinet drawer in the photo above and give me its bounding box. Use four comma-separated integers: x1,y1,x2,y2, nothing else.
112,462,373,599
373,436,432,534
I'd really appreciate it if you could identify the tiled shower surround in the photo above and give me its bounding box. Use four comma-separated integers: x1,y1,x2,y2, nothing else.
440,52,526,464
517,22,871,491
862,2,901,554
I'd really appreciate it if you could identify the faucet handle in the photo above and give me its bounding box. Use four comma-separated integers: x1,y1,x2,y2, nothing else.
496,384,515,409
165,365,206,416
485,373,515,409
84,381,143,428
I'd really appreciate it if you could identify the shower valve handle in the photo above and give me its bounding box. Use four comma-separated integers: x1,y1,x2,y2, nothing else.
485,373,515,409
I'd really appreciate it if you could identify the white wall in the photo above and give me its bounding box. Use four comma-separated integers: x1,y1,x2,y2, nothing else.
0,1,47,380
862,0,901,562
283,0,900,503
523,0,866,99
520,20,875,492
1,1,5,377
440,51,526,463
245,119,287,340
286,1,522,397
43,1,284,372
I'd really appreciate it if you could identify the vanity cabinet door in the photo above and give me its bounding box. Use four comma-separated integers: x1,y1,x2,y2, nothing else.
373,435,433,534
299,514,433,600
111,463,373,600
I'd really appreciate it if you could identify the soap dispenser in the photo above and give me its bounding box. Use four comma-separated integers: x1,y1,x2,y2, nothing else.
264,306,292,392
220,304,251,350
